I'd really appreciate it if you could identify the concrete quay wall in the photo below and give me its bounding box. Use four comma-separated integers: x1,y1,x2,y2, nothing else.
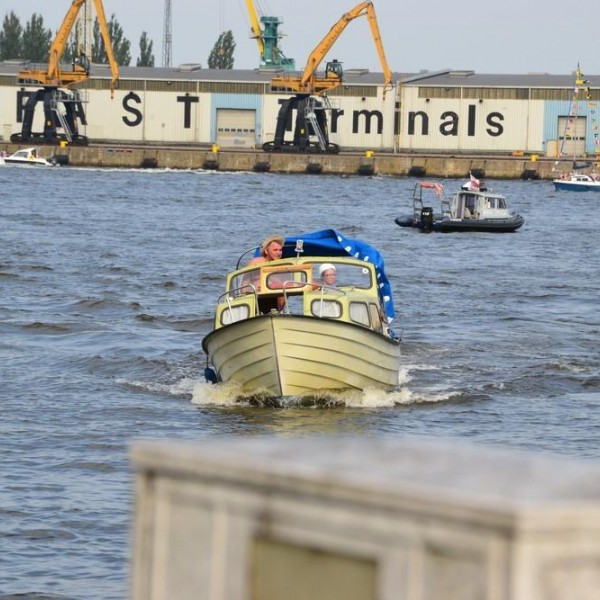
131,437,600,600
4,143,576,179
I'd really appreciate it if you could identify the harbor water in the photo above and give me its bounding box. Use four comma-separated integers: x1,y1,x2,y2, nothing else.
1,165,599,599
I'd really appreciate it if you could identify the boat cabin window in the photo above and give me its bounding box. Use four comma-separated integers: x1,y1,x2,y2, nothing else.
229,266,308,297
220,304,249,325
350,302,370,327
265,269,308,291
464,194,476,215
311,263,372,289
368,303,383,333
485,197,506,210
230,269,260,297
311,299,342,318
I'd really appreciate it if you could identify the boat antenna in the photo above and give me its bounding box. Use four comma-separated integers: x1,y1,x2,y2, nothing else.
294,239,304,259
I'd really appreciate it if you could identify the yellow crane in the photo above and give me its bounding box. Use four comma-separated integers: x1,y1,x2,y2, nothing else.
245,0,295,70
270,0,392,95
263,0,393,153
12,0,120,146
246,0,265,60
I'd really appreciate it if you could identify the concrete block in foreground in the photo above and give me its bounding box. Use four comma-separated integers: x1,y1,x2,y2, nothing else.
131,438,600,600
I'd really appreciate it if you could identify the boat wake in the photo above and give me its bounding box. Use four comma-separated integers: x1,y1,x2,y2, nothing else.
116,364,459,408
191,366,456,408
117,376,197,397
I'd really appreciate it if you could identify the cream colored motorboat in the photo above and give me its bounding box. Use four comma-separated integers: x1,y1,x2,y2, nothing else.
202,230,401,398
4,147,53,167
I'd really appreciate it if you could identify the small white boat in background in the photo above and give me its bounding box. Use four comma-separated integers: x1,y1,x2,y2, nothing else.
4,147,53,167
553,171,600,192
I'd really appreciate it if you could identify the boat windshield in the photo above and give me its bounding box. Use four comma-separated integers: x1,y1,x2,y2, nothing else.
310,262,372,289
229,265,310,296
228,262,373,296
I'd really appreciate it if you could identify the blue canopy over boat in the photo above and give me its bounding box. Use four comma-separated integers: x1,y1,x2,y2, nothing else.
278,229,396,322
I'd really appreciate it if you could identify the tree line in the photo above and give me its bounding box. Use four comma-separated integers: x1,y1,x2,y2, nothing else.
0,11,236,69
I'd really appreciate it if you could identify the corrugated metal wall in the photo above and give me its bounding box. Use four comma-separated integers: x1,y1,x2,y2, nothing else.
0,87,216,144
398,87,546,154
261,90,395,150
544,100,600,157
0,77,595,157
114,90,210,143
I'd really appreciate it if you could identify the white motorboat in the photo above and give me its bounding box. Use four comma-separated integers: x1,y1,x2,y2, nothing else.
4,148,53,167
553,172,600,192
202,229,401,399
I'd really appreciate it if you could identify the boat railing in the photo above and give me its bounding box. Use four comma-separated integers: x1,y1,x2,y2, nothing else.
235,247,261,270
219,278,351,319
412,182,450,221
317,284,346,296
235,239,305,270
280,279,320,314
412,193,424,221
440,198,452,219
277,280,347,316
218,285,259,320
311,285,347,319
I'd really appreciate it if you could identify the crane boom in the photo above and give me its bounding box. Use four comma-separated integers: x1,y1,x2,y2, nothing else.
18,0,119,95
245,0,295,70
271,0,392,95
246,0,266,58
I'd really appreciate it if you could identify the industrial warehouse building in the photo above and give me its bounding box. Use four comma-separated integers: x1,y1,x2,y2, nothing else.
0,61,597,157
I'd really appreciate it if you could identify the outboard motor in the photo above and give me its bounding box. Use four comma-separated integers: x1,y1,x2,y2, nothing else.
420,206,434,232
204,366,218,384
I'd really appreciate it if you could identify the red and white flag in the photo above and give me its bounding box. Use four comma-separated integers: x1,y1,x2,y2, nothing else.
469,172,481,190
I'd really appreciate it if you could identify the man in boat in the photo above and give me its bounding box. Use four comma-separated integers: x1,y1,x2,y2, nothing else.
244,234,284,288
248,235,284,266
246,235,285,312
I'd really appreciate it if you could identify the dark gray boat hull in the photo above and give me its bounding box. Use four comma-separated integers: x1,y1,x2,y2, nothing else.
395,214,524,233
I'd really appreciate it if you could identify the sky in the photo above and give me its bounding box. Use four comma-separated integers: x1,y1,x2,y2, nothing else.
6,0,600,77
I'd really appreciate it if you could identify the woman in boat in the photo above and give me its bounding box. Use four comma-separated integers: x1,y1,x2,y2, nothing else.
319,263,337,287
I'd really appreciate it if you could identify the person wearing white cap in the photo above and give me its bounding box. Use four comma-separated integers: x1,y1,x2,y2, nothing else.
319,263,337,287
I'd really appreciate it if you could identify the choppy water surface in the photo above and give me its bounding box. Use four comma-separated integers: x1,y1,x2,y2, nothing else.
1,165,599,598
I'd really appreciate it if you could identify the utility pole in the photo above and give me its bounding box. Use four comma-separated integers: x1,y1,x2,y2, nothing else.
162,0,172,68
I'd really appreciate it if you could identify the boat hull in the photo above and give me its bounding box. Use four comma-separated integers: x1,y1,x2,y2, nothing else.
395,214,524,233
3,147,52,167
553,181,600,192
202,314,401,397
4,158,51,166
